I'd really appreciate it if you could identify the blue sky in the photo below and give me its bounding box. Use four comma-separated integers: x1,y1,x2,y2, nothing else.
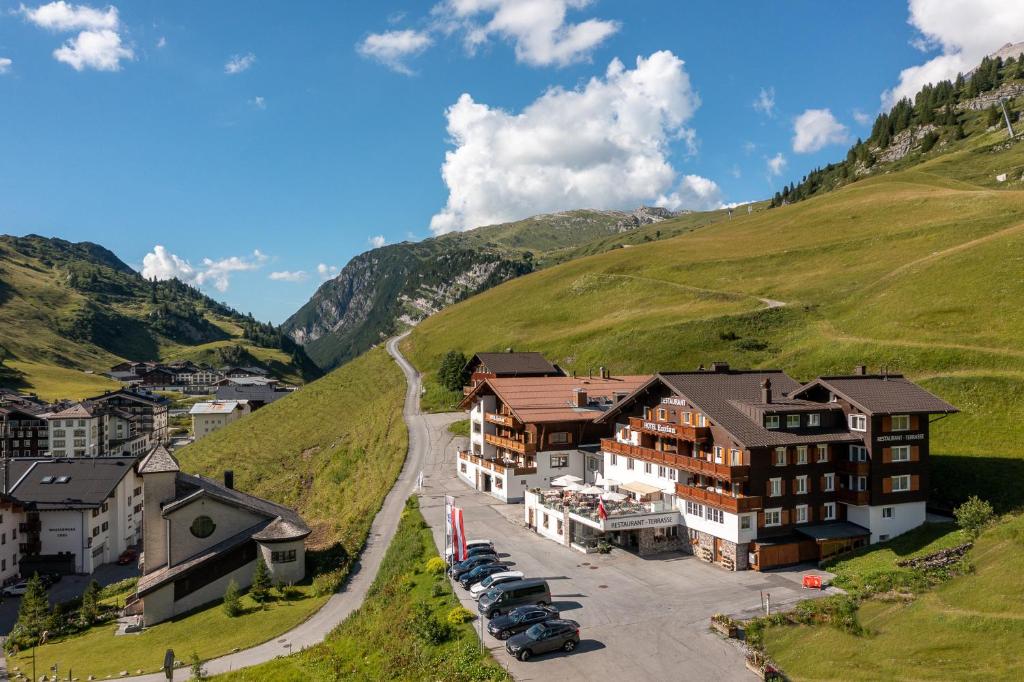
0,1,1018,322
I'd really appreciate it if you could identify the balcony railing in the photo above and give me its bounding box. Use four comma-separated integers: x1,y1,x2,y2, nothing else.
839,489,870,506
675,483,763,513
458,450,537,476
628,416,710,441
484,433,536,455
838,460,871,476
603,439,748,481
485,412,515,428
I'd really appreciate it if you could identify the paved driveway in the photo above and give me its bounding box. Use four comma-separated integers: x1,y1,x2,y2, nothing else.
415,411,837,681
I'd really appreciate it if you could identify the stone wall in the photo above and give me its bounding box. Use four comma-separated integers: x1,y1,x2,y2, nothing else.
687,529,745,571
637,527,687,555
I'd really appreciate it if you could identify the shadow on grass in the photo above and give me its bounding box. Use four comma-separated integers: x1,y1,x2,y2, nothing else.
931,454,1024,513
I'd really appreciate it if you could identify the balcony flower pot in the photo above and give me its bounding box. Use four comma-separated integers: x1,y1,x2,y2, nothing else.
711,619,738,638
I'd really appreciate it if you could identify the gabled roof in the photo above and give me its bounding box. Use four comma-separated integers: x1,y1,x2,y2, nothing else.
188,400,245,415
467,352,561,377
170,472,309,535
792,375,958,415
91,388,170,406
138,445,180,474
46,401,101,419
461,375,651,424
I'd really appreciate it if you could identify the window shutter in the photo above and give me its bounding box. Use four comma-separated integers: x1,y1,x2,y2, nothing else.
766,481,772,497
911,415,920,430
781,509,790,525
882,447,891,464
911,446,920,462
757,511,765,527
911,474,920,491
819,475,826,491
882,416,891,431
883,477,893,494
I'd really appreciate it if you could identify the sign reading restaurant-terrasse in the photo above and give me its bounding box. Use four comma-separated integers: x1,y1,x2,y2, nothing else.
876,433,926,443
606,513,679,530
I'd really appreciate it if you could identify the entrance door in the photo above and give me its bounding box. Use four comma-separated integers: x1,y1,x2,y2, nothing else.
713,537,722,563
482,474,492,492
528,508,535,529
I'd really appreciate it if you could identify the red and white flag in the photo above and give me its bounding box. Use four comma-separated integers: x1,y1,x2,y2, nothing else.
597,498,608,520
452,506,468,562
444,495,455,557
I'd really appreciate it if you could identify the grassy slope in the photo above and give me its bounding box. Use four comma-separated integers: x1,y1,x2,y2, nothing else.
215,498,510,681
176,346,407,552
765,515,1024,681
404,130,1024,512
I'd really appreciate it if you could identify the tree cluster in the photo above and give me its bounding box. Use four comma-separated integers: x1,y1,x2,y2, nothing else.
437,351,470,392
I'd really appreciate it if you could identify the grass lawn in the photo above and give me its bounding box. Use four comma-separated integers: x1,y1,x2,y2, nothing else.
6,360,120,401
420,376,463,413
214,498,510,681
447,418,470,437
764,514,1024,681
10,586,328,678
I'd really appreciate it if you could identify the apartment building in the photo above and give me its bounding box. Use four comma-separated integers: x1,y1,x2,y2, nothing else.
189,400,251,439
0,404,50,458
91,388,170,445
462,351,564,393
458,372,650,502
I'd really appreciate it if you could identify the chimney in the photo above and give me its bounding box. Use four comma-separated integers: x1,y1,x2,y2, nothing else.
599,366,608,379
573,388,588,407
711,361,730,373
224,470,234,490
697,364,706,372
854,365,867,375
761,378,772,404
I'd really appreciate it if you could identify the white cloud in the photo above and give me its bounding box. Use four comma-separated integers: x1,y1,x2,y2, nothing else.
792,108,849,154
852,109,872,126
250,96,266,109
743,141,756,154
357,29,432,74
156,36,166,49
730,165,741,179
269,270,308,283
369,235,387,248
0,58,11,74
53,29,133,71
882,0,1024,109
19,1,118,31
437,0,619,67
753,86,775,117
767,152,786,177
141,246,267,292
430,50,704,233
317,263,339,280
225,52,255,75
656,175,724,212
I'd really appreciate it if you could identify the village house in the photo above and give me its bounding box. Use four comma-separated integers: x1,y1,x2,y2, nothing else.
44,401,152,458
519,363,956,570
91,388,171,445
189,400,251,439
458,370,650,503
462,351,564,394
214,383,290,409
134,447,310,625
0,404,50,458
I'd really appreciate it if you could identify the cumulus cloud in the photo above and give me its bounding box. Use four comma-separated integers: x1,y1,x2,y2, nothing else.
156,36,166,49
20,2,133,71
357,29,432,74
369,235,387,248
269,270,308,282
225,52,255,75
656,175,724,212
0,58,11,74
430,50,710,234
141,246,268,292
753,86,775,117
19,1,117,31
792,108,849,153
767,152,786,177
317,263,339,280
250,96,266,109
852,109,872,126
882,0,1024,109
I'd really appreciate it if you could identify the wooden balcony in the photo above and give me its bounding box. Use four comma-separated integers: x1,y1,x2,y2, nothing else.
838,460,871,476
458,450,537,476
675,483,763,513
602,439,748,481
839,489,870,506
485,412,516,428
484,432,535,455
629,416,710,442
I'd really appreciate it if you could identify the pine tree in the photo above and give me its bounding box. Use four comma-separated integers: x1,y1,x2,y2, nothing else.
79,579,101,625
222,579,242,617
14,574,49,645
437,351,469,392
251,558,271,602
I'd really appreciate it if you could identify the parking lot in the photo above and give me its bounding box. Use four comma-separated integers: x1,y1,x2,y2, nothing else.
417,412,837,681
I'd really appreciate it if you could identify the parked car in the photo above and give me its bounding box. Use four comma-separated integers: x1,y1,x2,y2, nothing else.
478,579,551,618
488,605,560,640
117,549,138,565
2,581,29,597
470,571,524,600
449,554,499,581
505,619,580,661
458,562,509,589
445,539,494,564
40,572,62,588
446,543,496,565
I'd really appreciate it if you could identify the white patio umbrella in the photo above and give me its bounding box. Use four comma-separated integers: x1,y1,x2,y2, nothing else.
601,478,620,488
601,491,627,502
579,485,604,495
562,481,584,492
551,474,584,487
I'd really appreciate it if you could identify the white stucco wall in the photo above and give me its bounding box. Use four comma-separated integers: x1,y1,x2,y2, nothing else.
165,497,264,567
257,540,306,584
845,501,926,543
0,507,23,583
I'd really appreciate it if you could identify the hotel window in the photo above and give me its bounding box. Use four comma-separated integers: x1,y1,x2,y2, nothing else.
851,475,868,491
698,413,708,427
740,515,752,530
543,513,549,528
796,446,808,465
682,412,692,424
769,478,782,497
557,519,563,535
495,477,503,490
795,475,808,495
92,527,100,537
774,448,787,466
882,506,895,519
549,432,569,445
824,473,835,492
765,415,780,429
730,448,742,465
644,462,652,474
849,414,867,431
658,466,667,478
807,413,821,427
823,502,836,521
643,407,653,420
714,446,724,464
708,508,724,523
668,468,678,481
550,455,568,468
892,475,911,492
609,453,617,466
657,408,668,421
787,414,801,428
891,415,911,431
272,549,297,563
849,445,868,462
626,457,635,470
795,505,808,524
460,462,467,474
764,508,782,527
892,445,911,462
816,444,829,463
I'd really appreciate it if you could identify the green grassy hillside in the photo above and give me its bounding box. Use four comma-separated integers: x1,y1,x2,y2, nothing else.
0,235,319,399
403,128,1024,512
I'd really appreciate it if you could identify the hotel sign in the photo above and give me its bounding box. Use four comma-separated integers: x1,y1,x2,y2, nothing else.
643,421,677,435
661,397,687,407
606,513,680,531
876,433,925,443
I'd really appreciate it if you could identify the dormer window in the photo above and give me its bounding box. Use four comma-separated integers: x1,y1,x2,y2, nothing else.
657,408,668,421
891,415,910,431
807,413,820,427
787,414,800,428
849,414,867,431
765,415,780,429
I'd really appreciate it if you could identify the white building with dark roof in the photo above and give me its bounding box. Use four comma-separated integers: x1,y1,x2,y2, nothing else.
189,400,251,439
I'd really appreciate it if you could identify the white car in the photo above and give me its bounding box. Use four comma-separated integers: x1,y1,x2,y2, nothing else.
2,582,28,597
470,570,524,600
445,539,494,564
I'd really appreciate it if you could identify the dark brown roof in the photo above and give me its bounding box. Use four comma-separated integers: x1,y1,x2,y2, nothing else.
793,375,958,415
461,375,651,424
468,352,561,377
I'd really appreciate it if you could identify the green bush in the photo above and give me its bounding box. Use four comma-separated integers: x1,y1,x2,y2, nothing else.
446,606,475,625
99,577,138,600
424,557,448,575
955,495,994,539
222,580,242,618
312,568,346,597
411,601,453,645
430,581,449,598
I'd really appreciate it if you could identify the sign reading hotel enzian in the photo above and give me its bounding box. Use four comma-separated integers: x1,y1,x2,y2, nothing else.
876,433,926,443
643,421,677,435
606,514,679,530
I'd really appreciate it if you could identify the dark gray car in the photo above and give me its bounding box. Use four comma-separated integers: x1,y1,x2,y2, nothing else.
505,619,580,661
488,605,560,640
449,554,499,580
